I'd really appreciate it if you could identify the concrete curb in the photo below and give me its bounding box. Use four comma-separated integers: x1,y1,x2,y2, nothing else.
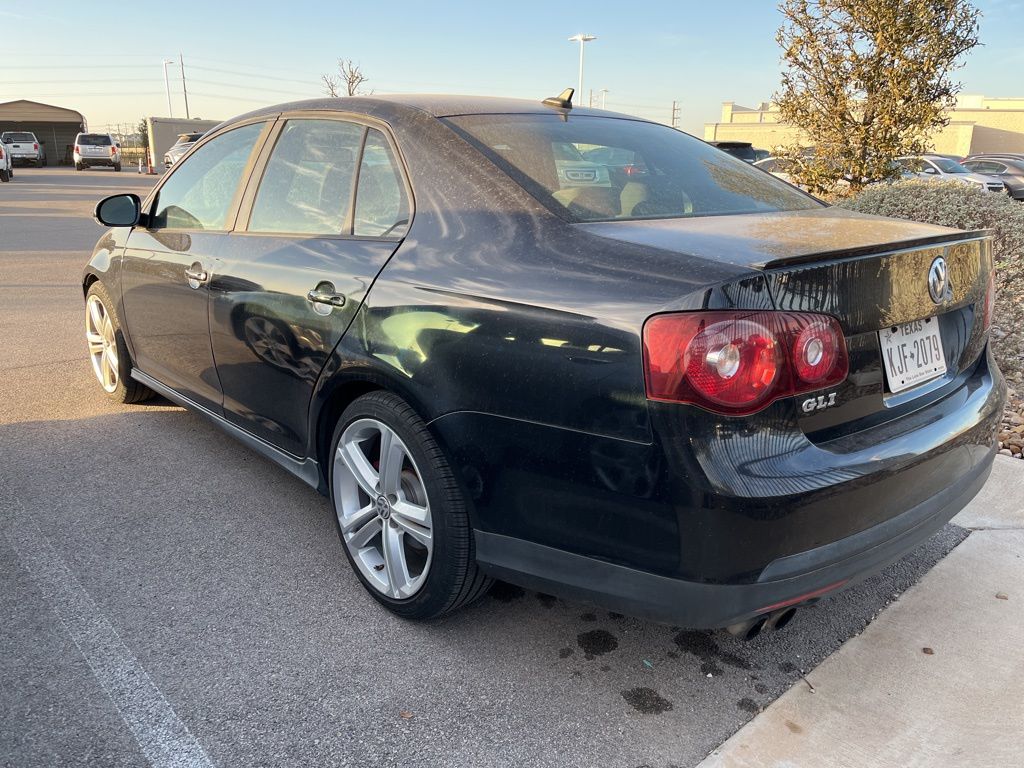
697,455,1024,768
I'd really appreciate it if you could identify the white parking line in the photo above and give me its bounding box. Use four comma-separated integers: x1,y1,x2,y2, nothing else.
5,515,214,768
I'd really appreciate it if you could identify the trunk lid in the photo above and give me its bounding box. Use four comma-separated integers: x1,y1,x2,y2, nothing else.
579,208,993,437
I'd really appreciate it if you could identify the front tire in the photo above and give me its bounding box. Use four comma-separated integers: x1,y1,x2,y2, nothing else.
84,282,153,404
329,391,492,619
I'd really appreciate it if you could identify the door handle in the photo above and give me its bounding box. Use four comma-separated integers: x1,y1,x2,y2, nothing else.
184,265,208,286
307,285,346,308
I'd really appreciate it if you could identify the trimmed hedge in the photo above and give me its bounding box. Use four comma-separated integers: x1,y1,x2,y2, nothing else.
837,179,1024,382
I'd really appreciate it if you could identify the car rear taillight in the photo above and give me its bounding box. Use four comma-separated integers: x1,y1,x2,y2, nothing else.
74,145,80,154
33,143,38,150
643,311,848,415
111,146,117,156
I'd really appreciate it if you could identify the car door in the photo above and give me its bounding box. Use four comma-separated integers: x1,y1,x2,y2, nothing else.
208,116,411,456
120,120,270,412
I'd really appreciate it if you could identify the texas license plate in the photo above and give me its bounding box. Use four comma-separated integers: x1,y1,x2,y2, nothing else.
879,318,947,393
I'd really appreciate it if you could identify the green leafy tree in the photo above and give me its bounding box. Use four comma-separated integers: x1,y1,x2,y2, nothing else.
137,118,149,151
773,0,980,193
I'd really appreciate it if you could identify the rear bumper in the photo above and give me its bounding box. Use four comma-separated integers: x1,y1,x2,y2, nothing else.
475,446,992,627
442,345,1003,628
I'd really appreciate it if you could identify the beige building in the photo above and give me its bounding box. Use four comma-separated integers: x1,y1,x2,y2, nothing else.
704,94,1024,156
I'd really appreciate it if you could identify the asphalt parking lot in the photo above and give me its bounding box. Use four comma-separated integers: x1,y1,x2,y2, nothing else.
0,168,969,768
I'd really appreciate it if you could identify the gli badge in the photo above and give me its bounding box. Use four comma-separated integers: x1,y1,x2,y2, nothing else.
802,392,838,413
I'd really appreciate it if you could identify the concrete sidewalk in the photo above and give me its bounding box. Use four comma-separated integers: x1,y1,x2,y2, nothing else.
698,455,1024,768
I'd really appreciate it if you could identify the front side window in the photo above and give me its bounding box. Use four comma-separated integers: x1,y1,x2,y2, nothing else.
445,115,820,222
249,119,364,235
151,122,264,231
354,129,410,238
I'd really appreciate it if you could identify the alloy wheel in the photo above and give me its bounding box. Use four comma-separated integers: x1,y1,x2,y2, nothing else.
333,418,434,598
86,295,118,393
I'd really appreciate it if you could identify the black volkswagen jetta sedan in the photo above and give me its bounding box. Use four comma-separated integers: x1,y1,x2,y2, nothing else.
84,94,1005,636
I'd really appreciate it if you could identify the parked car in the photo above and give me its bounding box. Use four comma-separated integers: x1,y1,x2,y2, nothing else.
74,133,122,171
1,131,45,166
962,157,1024,201
754,156,803,186
896,155,1004,193
708,140,757,163
0,140,12,182
163,131,205,168
965,152,1024,163
83,94,1004,636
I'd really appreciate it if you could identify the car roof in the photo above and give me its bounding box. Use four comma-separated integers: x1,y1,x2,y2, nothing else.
226,94,642,125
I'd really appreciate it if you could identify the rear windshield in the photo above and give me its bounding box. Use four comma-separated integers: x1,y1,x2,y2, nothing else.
930,157,969,174
78,134,112,145
445,115,820,222
3,132,35,142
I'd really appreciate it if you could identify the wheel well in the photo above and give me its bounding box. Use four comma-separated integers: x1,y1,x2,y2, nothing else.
315,380,384,480
83,272,99,297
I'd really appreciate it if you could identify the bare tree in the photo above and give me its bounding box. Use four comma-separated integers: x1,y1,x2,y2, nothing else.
322,59,371,97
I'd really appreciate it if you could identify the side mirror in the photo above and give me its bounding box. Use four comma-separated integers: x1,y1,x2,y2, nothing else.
924,167,939,175
94,194,142,227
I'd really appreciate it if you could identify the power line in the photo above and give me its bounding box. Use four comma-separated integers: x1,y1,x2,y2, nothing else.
189,64,317,86
189,78,317,98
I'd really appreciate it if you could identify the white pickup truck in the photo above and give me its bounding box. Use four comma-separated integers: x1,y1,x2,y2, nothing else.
0,131,45,167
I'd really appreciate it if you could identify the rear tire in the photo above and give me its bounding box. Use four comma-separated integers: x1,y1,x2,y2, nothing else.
84,282,154,404
35,158,43,168
329,391,492,619
0,168,8,183
113,163,121,173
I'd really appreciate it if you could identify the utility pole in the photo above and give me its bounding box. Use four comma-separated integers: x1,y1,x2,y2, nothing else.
162,59,174,117
671,100,680,129
179,53,191,119
599,88,608,109
589,88,594,108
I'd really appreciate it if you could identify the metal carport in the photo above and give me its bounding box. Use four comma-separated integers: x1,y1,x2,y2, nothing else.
0,100,86,166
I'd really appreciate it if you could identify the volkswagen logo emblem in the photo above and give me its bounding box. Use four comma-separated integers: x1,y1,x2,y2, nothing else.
374,495,392,520
928,256,949,304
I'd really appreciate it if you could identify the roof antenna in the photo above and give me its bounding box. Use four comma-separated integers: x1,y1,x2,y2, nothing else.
543,88,574,110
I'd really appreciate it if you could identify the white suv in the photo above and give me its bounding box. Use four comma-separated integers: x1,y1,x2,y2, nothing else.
1,131,44,167
74,133,122,172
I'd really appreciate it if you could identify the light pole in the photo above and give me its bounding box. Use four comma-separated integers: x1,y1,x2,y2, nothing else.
568,34,596,103
162,59,174,117
599,88,609,109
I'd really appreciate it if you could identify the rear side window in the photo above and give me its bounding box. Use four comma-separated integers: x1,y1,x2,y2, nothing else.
249,119,364,235
151,122,264,230
354,129,410,238
79,134,112,146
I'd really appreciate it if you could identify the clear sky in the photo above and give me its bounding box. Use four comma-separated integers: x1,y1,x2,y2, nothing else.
2,0,1022,136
